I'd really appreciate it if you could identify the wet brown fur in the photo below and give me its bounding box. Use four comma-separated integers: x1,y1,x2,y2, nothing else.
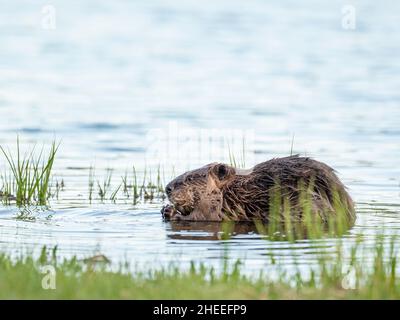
162,155,355,224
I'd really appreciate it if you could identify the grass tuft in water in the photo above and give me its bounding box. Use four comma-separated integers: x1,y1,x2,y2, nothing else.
97,169,113,201
227,136,246,169
0,138,59,206
88,166,95,204
84,164,166,204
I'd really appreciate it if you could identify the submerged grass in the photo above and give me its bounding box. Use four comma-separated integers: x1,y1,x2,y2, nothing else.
87,164,166,204
88,166,95,203
1,234,400,299
97,169,113,201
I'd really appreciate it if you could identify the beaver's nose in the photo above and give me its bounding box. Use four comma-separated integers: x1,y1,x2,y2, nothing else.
165,184,173,196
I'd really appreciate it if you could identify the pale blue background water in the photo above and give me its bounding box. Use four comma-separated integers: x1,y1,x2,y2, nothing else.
0,0,399,274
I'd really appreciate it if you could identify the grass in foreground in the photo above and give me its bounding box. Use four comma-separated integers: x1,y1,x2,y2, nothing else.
1,235,400,300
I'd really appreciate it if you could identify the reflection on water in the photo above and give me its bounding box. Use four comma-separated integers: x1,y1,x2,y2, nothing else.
167,221,260,241
0,0,400,275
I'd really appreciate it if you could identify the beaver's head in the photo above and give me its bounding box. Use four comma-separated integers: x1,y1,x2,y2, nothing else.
165,163,238,216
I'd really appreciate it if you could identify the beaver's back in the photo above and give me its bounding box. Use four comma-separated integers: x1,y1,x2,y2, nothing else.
223,155,355,223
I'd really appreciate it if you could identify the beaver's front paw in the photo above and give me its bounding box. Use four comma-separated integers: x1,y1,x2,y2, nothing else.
161,204,177,220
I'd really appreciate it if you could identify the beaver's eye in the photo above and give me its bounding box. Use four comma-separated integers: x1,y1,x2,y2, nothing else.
187,176,193,182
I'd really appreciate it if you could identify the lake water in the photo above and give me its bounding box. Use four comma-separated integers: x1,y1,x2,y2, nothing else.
0,0,399,275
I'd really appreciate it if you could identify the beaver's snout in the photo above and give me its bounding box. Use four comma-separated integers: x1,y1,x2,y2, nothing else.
165,180,185,199
164,180,185,209
165,182,180,199
164,177,198,218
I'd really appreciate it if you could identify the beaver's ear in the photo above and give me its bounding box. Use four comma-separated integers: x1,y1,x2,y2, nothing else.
210,164,234,182
215,164,229,180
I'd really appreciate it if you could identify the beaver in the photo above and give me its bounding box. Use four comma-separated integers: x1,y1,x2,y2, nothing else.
161,155,355,224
